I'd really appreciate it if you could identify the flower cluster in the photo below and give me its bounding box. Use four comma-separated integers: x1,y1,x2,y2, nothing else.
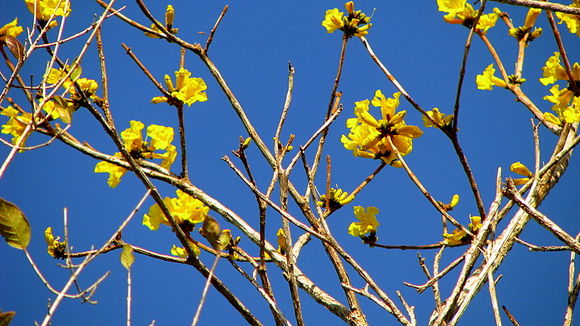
423,108,454,129
25,0,71,28
341,90,423,167
442,216,482,246
143,189,208,231
508,8,543,42
151,68,207,106
348,206,380,237
555,0,580,37
437,0,498,34
41,65,100,123
322,1,372,37
539,53,580,125
510,162,534,185
1,106,32,146
317,188,355,212
94,121,177,188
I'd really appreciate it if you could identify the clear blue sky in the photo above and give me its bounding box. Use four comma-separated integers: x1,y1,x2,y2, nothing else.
1,1,578,325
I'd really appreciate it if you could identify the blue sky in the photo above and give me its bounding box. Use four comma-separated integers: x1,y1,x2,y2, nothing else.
1,1,578,325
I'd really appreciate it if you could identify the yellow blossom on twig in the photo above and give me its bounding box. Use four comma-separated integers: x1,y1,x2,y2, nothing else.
44,227,66,258
143,189,209,231
0,18,23,38
555,0,580,37
152,68,207,106
25,0,71,28
322,1,372,37
476,64,507,90
423,108,454,128
341,90,422,167
510,161,534,185
348,206,380,237
94,121,177,187
317,188,355,212
437,0,498,34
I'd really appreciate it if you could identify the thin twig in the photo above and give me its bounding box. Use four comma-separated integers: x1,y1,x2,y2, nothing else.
491,0,580,15
502,305,521,326
205,5,228,53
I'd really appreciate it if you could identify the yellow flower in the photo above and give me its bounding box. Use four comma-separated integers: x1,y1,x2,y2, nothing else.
510,161,534,185
170,242,200,258
144,5,179,38
121,120,145,155
277,228,288,254
468,216,482,233
317,188,355,212
423,108,454,128
476,64,507,90
152,68,207,106
94,153,127,188
41,97,74,124
0,18,23,38
539,53,576,86
341,91,422,166
555,0,580,37
322,8,344,33
539,54,580,125
348,206,380,237
442,215,481,246
439,194,460,211
321,2,372,37
44,227,66,258
437,0,498,34
442,228,468,246
1,106,32,145
94,121,176,187
143,189,209,231
25,0,71,26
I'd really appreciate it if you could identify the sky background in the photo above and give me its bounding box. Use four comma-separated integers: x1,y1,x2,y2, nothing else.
1,1,578,325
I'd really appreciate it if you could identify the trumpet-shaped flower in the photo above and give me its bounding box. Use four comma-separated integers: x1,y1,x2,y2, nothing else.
423,108,454,128
322,2,372,37
152,68,207,106
348,206,380,237
341,91,422,167
0,18,23,38
555,0,580,37
438,194,460,212
1,106,32,145
539,53,580,125
317,188,355,212
510,161,534,185
25,0,71,27
476,64,507,90
144,5,179,38
437,0,498,34
442,216,481,246
277,229,288,254
94,153,127,188
94,121,176,187
539,53,579,86
143,189,209,231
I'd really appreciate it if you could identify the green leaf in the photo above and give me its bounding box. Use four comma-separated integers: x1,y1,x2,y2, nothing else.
0,198,31,249
120,244,134,270
0,311,15,326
